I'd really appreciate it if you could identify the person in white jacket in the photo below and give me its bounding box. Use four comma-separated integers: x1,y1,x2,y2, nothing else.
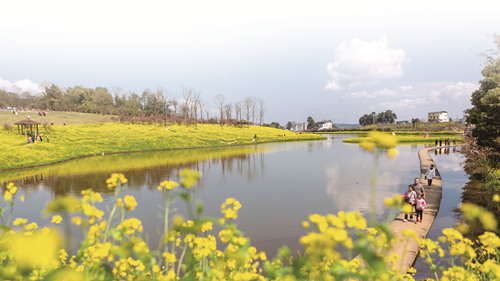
403,185,417,222
425,164,436,187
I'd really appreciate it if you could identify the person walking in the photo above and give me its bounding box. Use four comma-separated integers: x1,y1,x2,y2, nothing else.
411,177,425,199
403,185,417,222
425,164,436,187
415,194,426,223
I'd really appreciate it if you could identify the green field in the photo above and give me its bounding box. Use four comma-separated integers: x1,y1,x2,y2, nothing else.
0,122,324,170
1,110,115,125
342,132,463,144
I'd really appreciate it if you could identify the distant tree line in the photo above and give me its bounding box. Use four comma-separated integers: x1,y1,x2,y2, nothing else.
359,110,397,126
0,84,266,127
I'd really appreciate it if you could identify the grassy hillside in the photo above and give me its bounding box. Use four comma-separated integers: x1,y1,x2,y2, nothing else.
1,110,115,125
0,122,324,170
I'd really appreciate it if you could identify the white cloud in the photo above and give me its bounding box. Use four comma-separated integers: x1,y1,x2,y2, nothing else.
371,98,427,111
325,37,409,90
0,77,44,95
432,82,477,101
345,88,398,99
399,85,413,91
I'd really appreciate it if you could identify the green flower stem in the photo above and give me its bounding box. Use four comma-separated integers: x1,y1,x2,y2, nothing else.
6,195,16,227
369,151,380,224
177,245,188,277
62,212,72,251
164,191,171,269
426,250,439,281
103,183,121,242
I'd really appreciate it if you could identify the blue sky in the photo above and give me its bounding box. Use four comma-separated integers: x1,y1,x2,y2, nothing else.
1,0,499,124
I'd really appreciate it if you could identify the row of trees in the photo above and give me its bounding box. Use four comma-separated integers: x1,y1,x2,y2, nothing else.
0,85,267,127
358,110,397,126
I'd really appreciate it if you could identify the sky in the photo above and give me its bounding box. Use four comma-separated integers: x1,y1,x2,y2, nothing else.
1,0,499,124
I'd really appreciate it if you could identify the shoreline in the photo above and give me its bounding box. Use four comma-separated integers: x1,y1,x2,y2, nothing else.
0,138,323,172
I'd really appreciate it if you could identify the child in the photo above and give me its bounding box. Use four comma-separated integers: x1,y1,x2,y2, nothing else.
403,185,417,222
415,194,426,223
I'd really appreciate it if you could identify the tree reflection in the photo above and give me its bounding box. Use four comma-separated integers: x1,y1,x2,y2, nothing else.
2,146,270,198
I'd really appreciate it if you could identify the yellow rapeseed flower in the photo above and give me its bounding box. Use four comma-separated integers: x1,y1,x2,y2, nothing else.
123,195,137,212
24,222,38,231
7,232,60,269
158,180,179,191
369,131,398,149
478,232,500,254
13,218,28,226
221,198,242,220
82,204,104,220
201,221,213,233
4,191,13,201
51,215,63,224
45,196,81,214
402,203,413,215
359,140,376,151
386,148,399,158
163,252,177,264
493,194,500,202
72,216,82,226
81,189,103,203
179,169,200,189
106,173,128,190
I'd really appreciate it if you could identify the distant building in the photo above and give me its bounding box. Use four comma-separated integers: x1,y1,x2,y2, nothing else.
460,110,470,123
293,123,307,132
428,111,449,123
316,120,334,131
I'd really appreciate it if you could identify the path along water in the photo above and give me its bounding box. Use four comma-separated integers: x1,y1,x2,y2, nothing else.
385,146,456,274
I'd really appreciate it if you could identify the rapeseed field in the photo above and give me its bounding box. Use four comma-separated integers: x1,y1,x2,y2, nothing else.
0,123,324,170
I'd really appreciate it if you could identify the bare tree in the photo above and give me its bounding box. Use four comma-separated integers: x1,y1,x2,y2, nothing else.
249,97,257,124
224,103,232,121
192,90,201,129
182,88,192,125
258,98,266,125
170,96,178,118
214,94,225,128
244,97,252,122
234,101,242,121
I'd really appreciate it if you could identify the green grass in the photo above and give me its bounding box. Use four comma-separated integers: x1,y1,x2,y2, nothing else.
0,122,325,170
0,110,115,125
343,133,463,144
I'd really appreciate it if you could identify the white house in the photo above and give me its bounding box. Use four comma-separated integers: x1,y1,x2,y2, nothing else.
428,111,449,123
317,120,334,131
293,123,307,132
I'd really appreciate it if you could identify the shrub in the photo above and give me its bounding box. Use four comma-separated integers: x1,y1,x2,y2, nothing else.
3,123,13,132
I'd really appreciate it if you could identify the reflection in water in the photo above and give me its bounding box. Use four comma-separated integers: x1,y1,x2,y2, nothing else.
1,146,273,193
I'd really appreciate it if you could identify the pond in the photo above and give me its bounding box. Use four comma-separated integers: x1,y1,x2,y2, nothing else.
0,135,463,258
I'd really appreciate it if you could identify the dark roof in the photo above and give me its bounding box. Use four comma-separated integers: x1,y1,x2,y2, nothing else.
14,119,41,125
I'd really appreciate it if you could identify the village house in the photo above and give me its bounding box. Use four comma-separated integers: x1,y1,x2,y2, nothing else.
293,123,307,132
316,120,334,131
428,111,449,123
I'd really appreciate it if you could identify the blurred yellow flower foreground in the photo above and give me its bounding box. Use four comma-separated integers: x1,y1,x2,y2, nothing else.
0,171,499,280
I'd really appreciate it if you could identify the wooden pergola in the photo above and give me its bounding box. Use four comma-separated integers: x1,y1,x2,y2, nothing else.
14,119,41,137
